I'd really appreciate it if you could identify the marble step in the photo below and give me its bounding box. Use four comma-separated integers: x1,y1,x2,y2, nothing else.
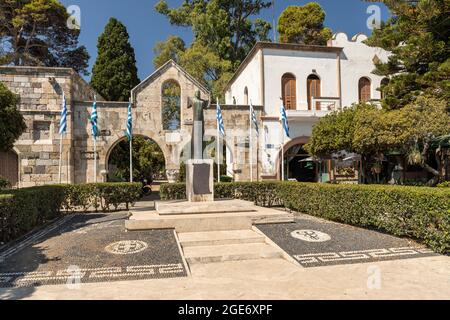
126,214,252,232
178,230,266,248
183,243,283,265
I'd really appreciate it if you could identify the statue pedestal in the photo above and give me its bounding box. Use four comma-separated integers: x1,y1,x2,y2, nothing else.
186,159,214,202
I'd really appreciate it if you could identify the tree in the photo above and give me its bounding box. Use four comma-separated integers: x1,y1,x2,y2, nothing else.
153,36,186,69
154,0,272,97
91,18,140,101
307,96,450,184
278,3,332,45
365,0,449,109
0,82,26,152
0,0,90,75
108,136,165,183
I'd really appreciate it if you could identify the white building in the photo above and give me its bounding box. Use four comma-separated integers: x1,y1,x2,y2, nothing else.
224,32,390,182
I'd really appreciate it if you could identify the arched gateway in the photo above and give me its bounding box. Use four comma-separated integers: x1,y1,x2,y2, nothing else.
1,61,260,187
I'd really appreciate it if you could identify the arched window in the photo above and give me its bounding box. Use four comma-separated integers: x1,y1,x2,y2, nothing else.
244,87,249,105
282,73,297,110
359,77,371,103
307,74,321,111
162,80,181,130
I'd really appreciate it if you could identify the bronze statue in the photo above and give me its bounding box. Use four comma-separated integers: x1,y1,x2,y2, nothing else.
190,90,208,160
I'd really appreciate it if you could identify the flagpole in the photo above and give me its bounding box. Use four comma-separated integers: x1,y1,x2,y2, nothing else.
216,98,220,183
59,134,64,184
281,121,285,181
249,102,253,182
93,137,97,183
58,93,66,184
129,137,133,183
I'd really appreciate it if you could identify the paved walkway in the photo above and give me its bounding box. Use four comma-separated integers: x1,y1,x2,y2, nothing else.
1,256,449,300
0,198,449,300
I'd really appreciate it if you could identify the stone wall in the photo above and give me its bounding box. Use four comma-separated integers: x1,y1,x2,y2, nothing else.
1,63,261,187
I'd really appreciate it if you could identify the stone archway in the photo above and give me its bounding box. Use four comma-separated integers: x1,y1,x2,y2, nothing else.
274,136,312,181
105,134,167,183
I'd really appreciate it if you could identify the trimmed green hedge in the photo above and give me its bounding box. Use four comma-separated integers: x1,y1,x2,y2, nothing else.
160,182,450,254
0,183,142,244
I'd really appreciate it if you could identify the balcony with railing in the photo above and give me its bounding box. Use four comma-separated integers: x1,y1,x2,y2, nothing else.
286,97,341,119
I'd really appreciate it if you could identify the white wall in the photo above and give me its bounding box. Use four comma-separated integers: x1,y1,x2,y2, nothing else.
226,50,262,105
331,33,390,107
263,48,340,115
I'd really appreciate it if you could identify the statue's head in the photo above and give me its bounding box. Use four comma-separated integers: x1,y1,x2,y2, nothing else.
195,90,201,99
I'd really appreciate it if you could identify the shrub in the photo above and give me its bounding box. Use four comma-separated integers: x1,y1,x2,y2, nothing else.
0,185,67,244
0,176,11,189
64,183,142,212
0,183,142,244
437,181,450,188
160,181,450,253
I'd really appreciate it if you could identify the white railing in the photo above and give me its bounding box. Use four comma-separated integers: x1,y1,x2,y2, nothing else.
286,97,341,118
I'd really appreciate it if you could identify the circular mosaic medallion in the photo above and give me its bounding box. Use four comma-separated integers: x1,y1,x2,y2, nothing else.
290,230,331,243
105,240,148,255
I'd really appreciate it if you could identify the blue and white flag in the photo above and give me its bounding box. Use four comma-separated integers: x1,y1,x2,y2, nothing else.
125,102,132,141
59,93,67,135
216,98,225,137
91,95,98,139
280,105,290,138
250,102,259,136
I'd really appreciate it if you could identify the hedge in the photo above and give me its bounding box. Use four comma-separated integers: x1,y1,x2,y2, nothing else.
160,182,450,254
0,183,142,244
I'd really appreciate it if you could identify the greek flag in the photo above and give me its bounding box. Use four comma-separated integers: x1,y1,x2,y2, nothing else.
216,99,225,137
250,102,259,136
125,102,132,141
59,93,67,135
280,105,290,138
91,95,98,139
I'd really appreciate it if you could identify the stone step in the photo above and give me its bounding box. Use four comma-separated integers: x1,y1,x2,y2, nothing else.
126,214,253,232
183,243,283,265
126,209,294,232
178,230,266,248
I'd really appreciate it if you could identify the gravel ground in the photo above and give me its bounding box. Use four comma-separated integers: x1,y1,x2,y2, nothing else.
0,212,187,288
257,212,438,268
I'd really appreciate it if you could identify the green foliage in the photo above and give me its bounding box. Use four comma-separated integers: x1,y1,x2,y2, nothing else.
0,185,68,244
307,96,450,184
0,183,142,244
0,176,11,189
108,136,165,183
0,0,90,75
436,181,450,188
154,0,272,97
278,3,332,45
364,0,449,109
0,82,26,152
162,81,181,130
161,181,450,253
64,183,142,212
153,36,186,69
91,18,140,101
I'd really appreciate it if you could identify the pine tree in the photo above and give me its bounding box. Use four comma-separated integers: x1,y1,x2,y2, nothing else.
91,18,140,101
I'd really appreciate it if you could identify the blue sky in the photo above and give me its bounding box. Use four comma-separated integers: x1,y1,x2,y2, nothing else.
59,0,390,81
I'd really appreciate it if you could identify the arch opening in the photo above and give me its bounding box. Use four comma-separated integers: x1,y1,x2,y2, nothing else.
162,80,181,131
106,135,166,183
281,144,319,182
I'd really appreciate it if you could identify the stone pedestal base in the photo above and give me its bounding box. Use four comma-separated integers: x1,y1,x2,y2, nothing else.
186,159,214,202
